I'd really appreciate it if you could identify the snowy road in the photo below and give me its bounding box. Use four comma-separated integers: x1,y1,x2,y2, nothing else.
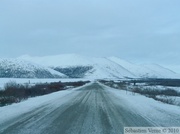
0,82,180,134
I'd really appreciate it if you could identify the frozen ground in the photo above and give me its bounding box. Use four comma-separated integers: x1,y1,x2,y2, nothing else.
0,78,92,90
127,82,180,92
131,82,180,92
126,83,180,106
103,83,180,127
0,82,180,134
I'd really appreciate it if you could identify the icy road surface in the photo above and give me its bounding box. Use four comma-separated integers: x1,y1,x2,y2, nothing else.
0,83,180,134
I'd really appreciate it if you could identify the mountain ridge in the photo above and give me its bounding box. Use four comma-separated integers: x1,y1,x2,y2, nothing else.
18,54,180,79
0,58,67,78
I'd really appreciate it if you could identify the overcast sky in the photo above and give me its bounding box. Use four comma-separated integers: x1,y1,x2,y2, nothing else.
0,0,180,72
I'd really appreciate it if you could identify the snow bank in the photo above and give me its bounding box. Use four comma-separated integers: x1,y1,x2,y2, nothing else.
101,84,180,126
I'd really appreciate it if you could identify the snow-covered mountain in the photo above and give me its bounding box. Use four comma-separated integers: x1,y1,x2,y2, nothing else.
0,59,67,78
18,54,180,79
19,54,91,67
108,57,180,78
19,54,135,79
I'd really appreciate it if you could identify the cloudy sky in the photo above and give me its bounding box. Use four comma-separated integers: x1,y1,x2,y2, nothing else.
0,0,180,72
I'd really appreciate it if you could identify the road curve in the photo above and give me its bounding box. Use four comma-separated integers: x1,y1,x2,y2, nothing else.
0,83,154,134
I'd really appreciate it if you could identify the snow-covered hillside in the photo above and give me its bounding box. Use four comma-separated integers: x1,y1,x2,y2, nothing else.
18,54,180,79
142,64,179,78
0,59,67,78
19,54,136,79
19,54,92,67
108,57,180,78
85,57,135,79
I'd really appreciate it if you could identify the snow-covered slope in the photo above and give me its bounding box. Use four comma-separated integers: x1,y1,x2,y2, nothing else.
0,59,67,78
19,54,136,79
19,54,91,67
85,57,135,79
142,64,179,78
108,57,180,78
18,54,180,79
